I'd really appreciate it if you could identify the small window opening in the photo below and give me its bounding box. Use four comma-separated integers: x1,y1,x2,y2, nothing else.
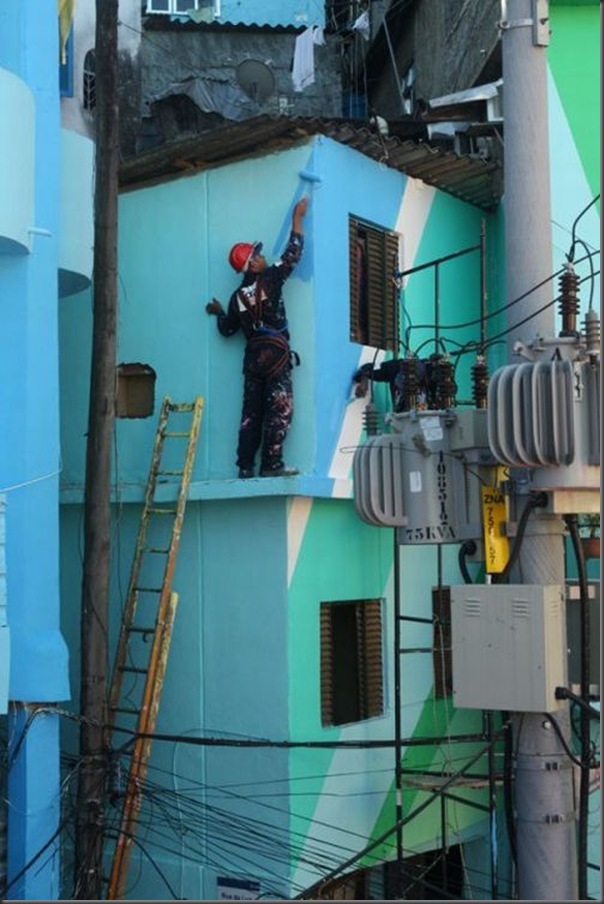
116,363,156,418
320,599,384,726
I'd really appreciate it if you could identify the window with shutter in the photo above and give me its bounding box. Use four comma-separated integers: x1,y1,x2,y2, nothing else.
320,599,384,726
349,216,400,352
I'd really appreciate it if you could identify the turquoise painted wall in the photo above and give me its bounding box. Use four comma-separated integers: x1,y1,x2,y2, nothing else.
287,510,502,895
58,134,500,898
60,136,495,499
60,143,317,492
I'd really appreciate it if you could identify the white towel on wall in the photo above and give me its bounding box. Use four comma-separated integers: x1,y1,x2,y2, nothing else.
292,26,325,92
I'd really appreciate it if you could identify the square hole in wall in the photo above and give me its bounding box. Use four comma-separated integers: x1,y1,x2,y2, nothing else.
116,363,156,418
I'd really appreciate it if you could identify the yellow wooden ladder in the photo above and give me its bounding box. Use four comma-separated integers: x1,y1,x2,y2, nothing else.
105,395,204,900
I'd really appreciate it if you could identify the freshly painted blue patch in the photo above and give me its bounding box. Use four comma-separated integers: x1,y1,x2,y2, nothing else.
310,137,405,478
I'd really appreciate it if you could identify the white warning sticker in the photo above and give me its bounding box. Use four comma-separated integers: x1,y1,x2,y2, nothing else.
409,471,422,493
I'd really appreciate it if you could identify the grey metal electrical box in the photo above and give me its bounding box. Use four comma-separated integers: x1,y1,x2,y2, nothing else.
450,584,568,712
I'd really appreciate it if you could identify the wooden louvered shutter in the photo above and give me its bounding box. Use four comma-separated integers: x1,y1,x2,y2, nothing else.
349,217,363,343
385,229,400,353
349,216,400,352
357,599,384,719
320,604,334,726
366,227,399,353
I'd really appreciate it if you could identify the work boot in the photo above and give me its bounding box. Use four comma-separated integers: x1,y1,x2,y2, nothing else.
259,465,299,478
238,468,255,479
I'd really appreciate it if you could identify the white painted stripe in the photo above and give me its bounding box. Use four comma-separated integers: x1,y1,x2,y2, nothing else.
287,496,313,586
395,178,436,287
328,346,385,484
548,72,600,311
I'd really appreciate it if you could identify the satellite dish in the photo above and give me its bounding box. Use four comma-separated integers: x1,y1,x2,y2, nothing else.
236,59,275,104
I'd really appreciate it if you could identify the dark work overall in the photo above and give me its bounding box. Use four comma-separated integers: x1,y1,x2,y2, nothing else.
239,329,293,472
214,230,303,473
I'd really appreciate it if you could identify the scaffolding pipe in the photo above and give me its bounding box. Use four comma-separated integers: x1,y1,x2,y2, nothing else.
294,741,496,900
441,795,448,893
486,710,499,899
393,532,404,896
565,515,593,899
480,220,488,350
434,263,441,354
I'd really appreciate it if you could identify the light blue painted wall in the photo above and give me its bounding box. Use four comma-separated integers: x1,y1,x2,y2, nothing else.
0,2,69,703
0,2,71,898
0,496,8,713
7,707,63,899
0,68,34,253
59,129,94,297
0,4,25,73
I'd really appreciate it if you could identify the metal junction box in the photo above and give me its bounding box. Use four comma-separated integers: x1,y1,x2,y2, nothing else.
450,584,567,712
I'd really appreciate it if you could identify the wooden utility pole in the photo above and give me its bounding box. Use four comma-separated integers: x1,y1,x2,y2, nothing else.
73,0,119,898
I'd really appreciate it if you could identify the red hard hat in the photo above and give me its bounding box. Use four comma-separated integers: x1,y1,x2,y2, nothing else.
228,241,262,273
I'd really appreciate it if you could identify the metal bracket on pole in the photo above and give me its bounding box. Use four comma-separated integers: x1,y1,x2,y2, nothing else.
532,0,550,46
498,0,550,46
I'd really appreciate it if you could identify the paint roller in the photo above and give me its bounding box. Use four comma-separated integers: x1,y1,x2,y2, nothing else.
298,169,322,185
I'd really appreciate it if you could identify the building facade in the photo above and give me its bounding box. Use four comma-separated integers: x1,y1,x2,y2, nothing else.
0,0,598,899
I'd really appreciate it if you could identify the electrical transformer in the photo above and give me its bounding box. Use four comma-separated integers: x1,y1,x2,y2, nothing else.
486,296,600,507
352,408,496,544
488,356,600,494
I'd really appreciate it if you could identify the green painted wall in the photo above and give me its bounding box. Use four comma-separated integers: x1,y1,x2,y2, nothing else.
549,4,600,201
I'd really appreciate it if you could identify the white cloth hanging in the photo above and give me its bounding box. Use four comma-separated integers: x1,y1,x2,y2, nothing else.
352,10,370,41
292,26,325,92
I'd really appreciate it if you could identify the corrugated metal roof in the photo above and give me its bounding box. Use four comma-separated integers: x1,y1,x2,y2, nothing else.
119,115,502,210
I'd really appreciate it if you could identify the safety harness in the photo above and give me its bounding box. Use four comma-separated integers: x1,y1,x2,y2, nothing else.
237,278,301,373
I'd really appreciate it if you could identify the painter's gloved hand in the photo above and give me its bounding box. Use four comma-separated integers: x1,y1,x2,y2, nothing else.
353,363,373,398
206,298,224,316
